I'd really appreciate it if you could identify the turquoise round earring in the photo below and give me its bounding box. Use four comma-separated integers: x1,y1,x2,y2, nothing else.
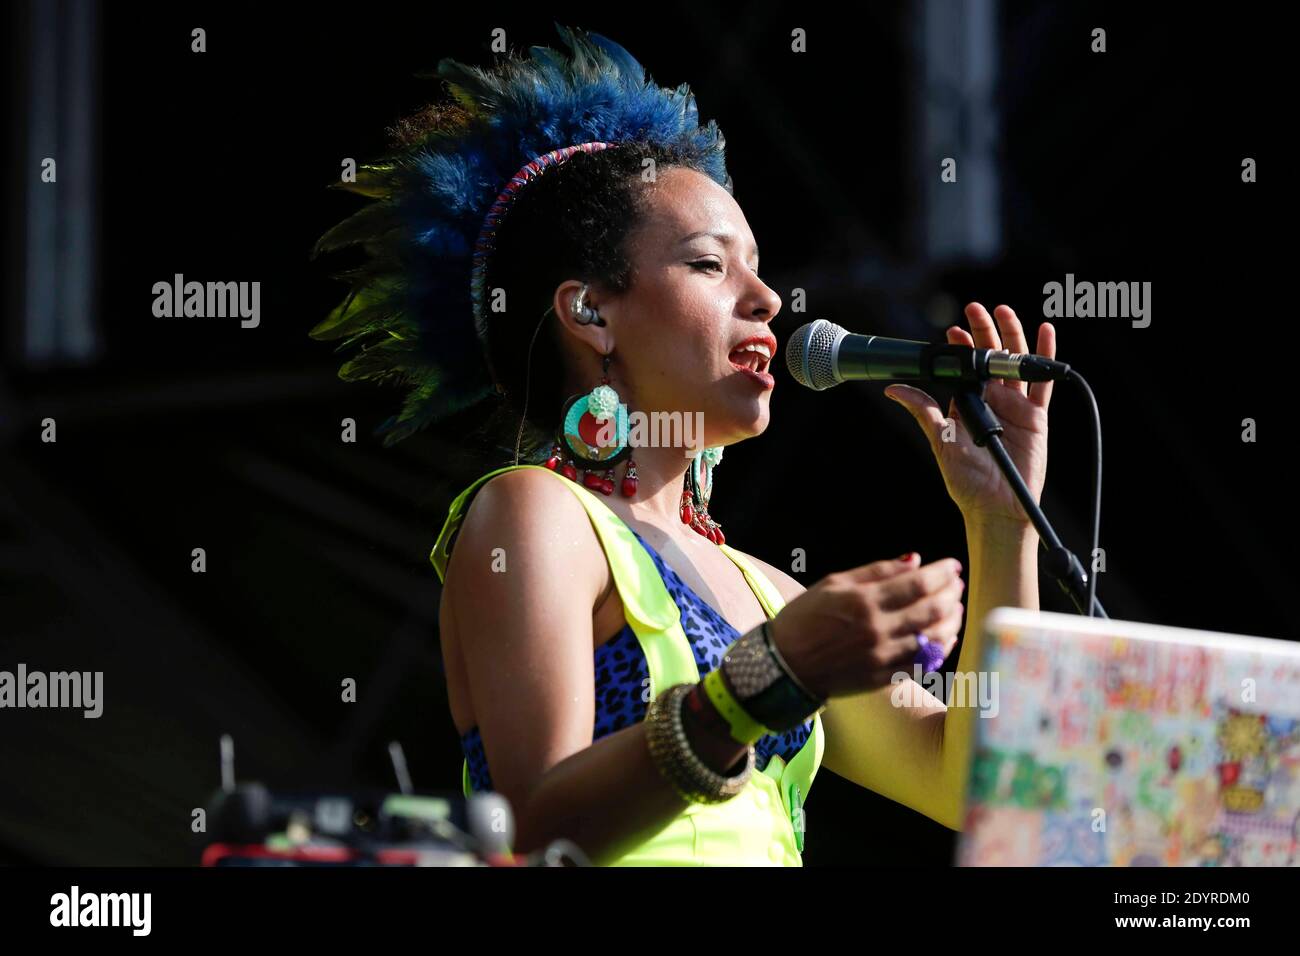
680,445,725,544
544,351,636,497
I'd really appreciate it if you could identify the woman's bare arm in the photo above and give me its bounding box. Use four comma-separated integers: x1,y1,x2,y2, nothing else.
443,468,747,864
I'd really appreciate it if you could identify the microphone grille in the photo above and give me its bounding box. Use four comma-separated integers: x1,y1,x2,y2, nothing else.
785,320,845,390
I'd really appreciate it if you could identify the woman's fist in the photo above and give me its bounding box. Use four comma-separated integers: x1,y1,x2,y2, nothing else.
768,553,965,700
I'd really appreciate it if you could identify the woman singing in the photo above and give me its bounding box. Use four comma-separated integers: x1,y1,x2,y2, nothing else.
310,24,1054,865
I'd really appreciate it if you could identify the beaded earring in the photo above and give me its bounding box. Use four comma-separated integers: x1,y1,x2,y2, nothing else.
544,294,637,497
680,445,725,544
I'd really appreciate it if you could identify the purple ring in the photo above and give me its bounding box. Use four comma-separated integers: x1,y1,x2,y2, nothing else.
914,634,946,674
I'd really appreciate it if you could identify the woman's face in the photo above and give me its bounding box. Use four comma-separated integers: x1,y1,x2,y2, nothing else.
596,166,783,451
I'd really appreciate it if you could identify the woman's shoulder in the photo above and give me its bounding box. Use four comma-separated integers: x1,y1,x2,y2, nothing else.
448,465,605,581
464,465,589,526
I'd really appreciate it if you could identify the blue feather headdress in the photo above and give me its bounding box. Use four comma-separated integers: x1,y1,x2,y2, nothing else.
309,23,730,447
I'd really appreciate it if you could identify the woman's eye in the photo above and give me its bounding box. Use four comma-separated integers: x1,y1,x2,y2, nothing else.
690,260,723,273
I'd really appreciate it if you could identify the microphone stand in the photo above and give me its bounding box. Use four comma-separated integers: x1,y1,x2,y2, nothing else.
953,383,1106,618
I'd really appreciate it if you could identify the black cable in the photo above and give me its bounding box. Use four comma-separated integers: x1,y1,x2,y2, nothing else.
1064,369,1102,618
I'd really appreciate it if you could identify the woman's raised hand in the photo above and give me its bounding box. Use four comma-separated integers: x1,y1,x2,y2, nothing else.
885,303,1054,527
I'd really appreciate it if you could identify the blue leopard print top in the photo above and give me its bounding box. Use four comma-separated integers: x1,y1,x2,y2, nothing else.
459,528,813,793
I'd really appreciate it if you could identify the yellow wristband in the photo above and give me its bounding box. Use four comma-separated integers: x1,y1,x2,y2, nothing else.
703,668,769,745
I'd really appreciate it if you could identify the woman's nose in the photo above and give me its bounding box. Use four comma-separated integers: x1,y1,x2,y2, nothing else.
749,278,781,320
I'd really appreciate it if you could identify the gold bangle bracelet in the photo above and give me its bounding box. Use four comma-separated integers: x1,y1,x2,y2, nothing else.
644,684,754,804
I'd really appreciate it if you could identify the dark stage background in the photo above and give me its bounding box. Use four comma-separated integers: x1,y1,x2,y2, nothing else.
0,2,1289,865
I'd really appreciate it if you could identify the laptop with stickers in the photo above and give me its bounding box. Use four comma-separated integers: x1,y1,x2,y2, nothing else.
955,607,1300,866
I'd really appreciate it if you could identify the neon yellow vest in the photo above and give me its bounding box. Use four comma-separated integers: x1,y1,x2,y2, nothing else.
430,464,824,866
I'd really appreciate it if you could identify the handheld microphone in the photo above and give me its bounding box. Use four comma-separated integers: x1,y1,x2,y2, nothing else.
785,319,1070,390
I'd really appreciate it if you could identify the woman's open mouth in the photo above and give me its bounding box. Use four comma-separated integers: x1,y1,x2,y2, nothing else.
727,337,776,390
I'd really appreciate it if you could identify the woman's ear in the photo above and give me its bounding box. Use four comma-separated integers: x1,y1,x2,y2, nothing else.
553,279,615,354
